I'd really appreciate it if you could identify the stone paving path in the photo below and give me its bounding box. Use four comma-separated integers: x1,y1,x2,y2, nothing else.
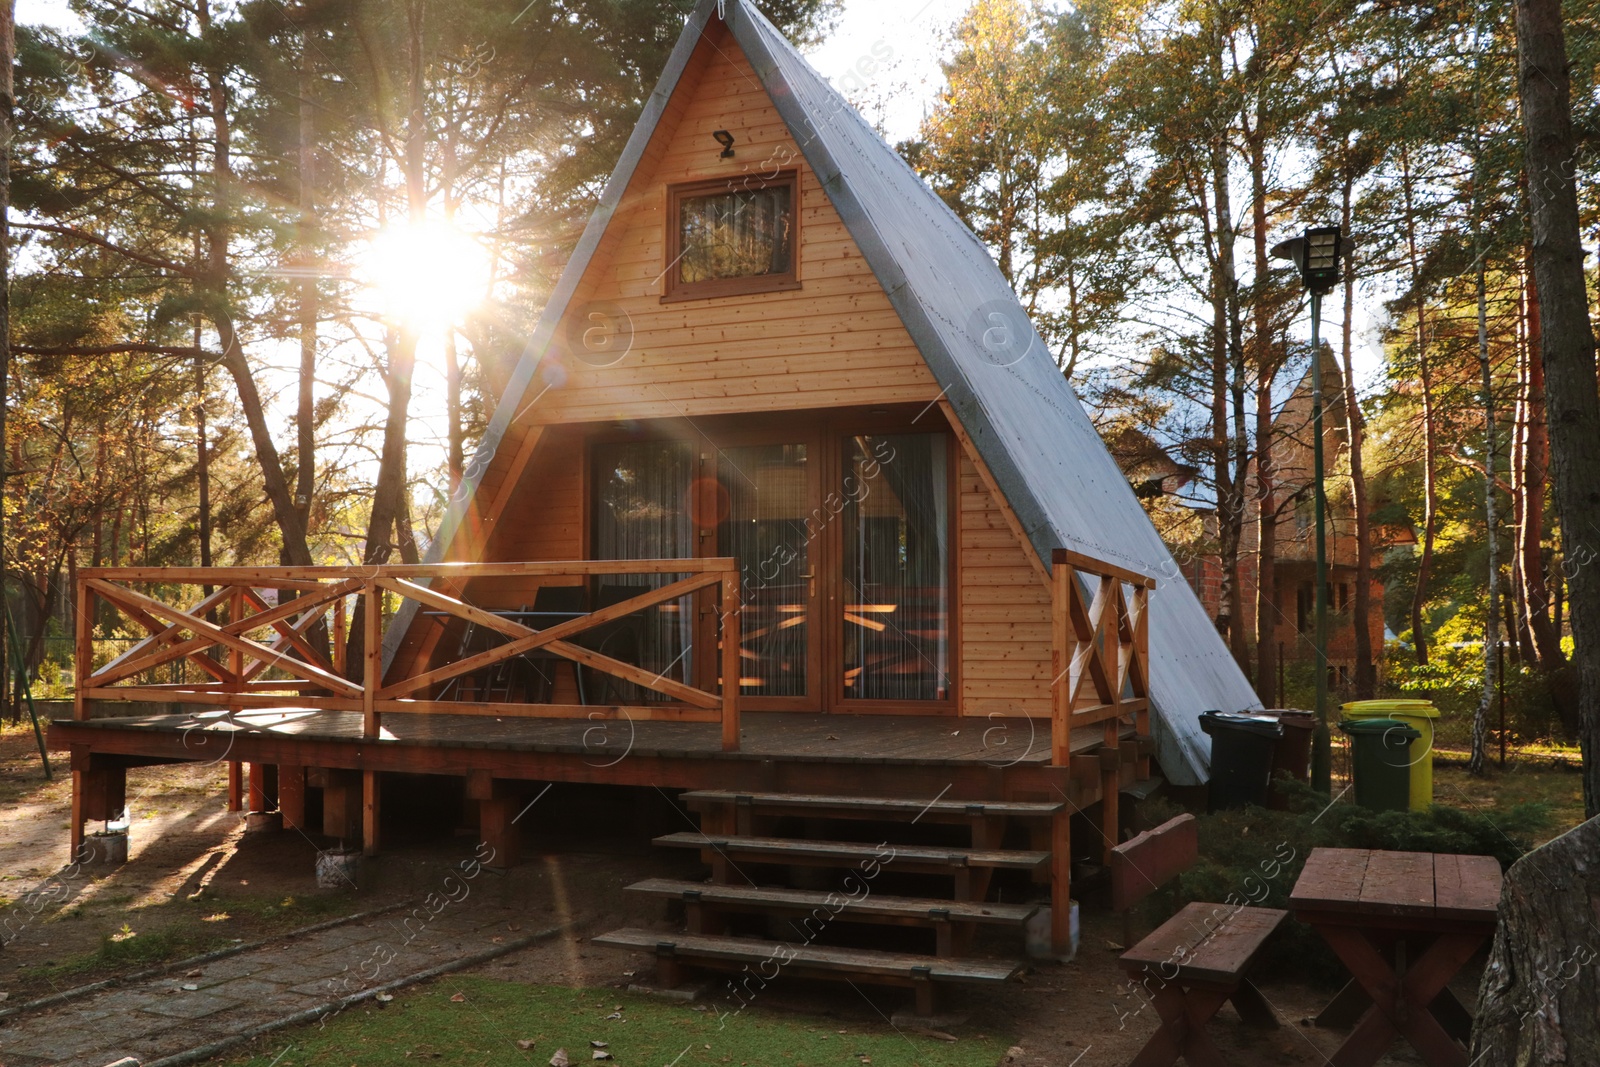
0,894,552,1067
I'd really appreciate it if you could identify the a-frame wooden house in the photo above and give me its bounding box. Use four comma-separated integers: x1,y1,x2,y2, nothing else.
56,0,1259,1012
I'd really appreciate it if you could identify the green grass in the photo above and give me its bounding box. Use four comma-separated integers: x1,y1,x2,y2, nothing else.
226,978,1010,1067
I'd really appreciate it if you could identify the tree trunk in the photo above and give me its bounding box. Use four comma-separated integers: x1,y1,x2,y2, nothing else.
199,0,313,567
1516,255,1576,731
1472,815,1600,1064
1340,178,1376,699
1209,131,1247,672
0,0,13,715
1514,0,1600,816
347,0,428,676
1472,235,1500,777
1403,171,1438,665
195,355,213,591
295,32,318,543
1247,124,1277,706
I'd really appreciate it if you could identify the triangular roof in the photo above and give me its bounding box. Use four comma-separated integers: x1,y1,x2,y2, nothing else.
391,0,1261,784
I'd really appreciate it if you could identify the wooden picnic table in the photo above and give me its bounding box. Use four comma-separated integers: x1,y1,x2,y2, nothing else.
1289,847,1502,1067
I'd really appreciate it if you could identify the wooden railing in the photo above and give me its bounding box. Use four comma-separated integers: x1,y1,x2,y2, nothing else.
1050,548,1152,767
74,560,744,751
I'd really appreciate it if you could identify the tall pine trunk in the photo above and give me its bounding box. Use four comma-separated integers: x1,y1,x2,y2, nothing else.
1516,256,1576,731
1401,144,1438,665
1340,176,1376,699
198,0,313,567
1514,0,1600,816
1247,123,1278,706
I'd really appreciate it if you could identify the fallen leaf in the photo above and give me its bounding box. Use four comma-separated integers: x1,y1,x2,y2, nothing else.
377,993,395,1003
185,969,203,978
516,1039,536,1050
825,734,839,740
592,1053,612,1062
180,983,199,991
929,1031,958,1042
550,1049,570,1067
603,1011,623,1020
590,1041,608,1049
492,936,505,943
622,970,635,978
451,993,467,1003
509,922,522,931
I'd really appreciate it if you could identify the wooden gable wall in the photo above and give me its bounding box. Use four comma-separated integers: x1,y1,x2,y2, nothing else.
526,19,939,426
393,19,1057,718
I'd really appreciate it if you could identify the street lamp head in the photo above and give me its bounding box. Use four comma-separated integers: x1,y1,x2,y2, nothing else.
1271,225,1344,295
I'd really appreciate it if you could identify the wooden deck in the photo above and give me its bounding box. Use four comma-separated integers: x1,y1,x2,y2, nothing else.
55,555,1159,959
55,707,1124,764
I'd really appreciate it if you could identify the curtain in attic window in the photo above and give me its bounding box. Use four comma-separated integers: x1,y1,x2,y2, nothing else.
590,439,696,694
841,433,951,701
678,183,793,283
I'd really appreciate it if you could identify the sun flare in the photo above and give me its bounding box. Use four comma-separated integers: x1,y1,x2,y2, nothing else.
359,220,492,334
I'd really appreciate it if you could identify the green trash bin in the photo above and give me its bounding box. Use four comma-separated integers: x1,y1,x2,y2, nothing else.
1339,718,1420,813
1342,699,1439,811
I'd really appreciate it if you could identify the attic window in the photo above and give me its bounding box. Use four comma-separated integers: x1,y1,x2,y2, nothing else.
663,172,799,301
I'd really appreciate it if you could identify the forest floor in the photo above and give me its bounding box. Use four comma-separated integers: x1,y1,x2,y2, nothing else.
0,721,1588,1067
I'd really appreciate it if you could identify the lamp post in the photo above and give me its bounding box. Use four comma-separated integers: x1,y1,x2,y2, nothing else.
1271,225,1344,795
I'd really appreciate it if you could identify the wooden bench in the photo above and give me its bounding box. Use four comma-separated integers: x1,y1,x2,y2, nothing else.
1113,814,1286,1067
593,927,1021,1016
626,877,1038,956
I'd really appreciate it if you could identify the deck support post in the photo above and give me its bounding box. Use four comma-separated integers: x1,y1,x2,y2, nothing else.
323,768,362,843
279,765,307,830
1050,806,1072,956
70,768,86,861
71,753,126,863
1099,748,1121,864
227,761,243,812
478,795,520,869
362,769,381,856
247,763,278,812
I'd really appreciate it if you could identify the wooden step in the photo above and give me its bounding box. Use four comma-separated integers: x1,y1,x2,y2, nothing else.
653,832,1049,871
626,878,1040,925
594,927,1023,984
680,789,1062,822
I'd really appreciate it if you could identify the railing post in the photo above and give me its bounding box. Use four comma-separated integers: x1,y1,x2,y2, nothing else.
362,580,380,740
1050,550,1072,767
1134,584,1151,778
333,592,348,676
74,580,93,720
227,584,245,808
720,567,741,752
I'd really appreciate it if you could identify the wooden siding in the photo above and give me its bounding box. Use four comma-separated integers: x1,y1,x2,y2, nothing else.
520,20,937,427
957,454,1053,717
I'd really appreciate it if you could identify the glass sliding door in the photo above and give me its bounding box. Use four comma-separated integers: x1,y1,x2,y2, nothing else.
840,433,951,702
718,443,813,702
590,439,696,696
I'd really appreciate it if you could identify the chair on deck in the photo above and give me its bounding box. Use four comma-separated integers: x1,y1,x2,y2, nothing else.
522,585,587,705
1113,813,1286,1067
582,582,650,705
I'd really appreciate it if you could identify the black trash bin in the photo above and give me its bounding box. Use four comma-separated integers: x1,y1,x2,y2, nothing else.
1200,711,1285,811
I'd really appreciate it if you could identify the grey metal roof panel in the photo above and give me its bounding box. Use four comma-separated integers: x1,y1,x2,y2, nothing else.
728,1,1260,783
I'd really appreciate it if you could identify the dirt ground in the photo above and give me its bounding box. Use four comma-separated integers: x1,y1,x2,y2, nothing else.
0,726,1481,1065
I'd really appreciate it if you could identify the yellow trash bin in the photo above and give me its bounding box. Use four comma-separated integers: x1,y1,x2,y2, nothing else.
1340,699,1439,810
